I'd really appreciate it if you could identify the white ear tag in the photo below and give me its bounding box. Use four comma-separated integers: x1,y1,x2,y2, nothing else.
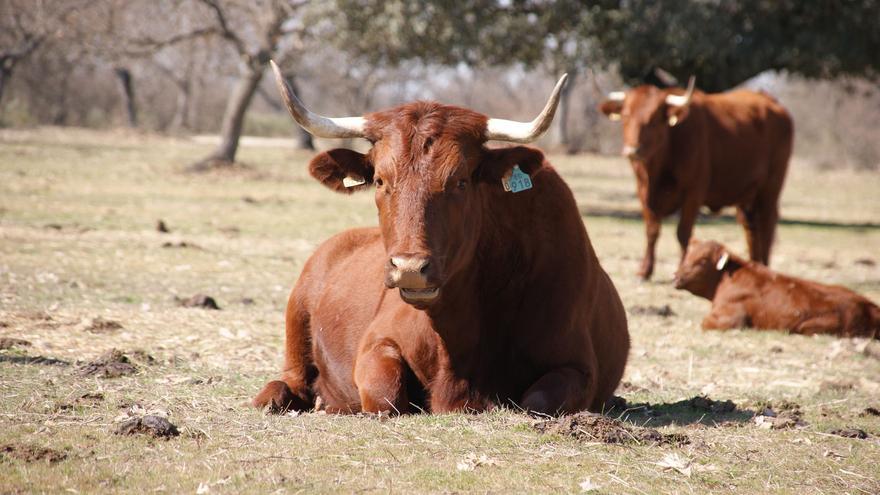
716,252,729,271
609,113,622,121
668,115,679,127
342,176,366,188
501,165,532,193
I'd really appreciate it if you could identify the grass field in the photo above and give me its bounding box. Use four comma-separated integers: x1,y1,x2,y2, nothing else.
1,127,879,494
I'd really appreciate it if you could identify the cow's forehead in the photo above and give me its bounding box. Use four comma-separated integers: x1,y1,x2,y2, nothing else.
365,102,487,180
625,86,666,114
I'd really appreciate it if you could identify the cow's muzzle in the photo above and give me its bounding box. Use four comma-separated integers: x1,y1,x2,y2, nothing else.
386,255,440,305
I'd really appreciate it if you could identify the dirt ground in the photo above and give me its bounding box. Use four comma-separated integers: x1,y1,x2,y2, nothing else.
1,127,879,493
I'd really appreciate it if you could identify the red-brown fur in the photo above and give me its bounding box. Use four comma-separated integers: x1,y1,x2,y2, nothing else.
675,239,880,337
600,86,793,280
253,102,630,415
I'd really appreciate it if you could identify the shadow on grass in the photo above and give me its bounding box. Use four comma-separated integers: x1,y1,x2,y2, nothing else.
0,354,70,366
610,397,755,428
581,206,880,231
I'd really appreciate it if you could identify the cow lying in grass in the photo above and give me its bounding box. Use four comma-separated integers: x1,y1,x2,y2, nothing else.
674,239,880,337
252,62,630,415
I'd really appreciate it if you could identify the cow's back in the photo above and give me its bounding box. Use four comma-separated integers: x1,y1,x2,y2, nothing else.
697,90,793,209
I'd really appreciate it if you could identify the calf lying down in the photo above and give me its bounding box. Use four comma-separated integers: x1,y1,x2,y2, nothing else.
674,239,879,338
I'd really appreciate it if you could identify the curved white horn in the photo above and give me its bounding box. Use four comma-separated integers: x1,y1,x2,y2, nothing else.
666,75,696,107
270,60,366,139
608,91,627,102
485,74,568,143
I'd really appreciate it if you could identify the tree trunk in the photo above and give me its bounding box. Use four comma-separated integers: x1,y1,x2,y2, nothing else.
257,72,314,150
191,68,263,169
0,59,12,105
558,70,578,154
285,75,314,150
114,67,138,128
170,80,192,131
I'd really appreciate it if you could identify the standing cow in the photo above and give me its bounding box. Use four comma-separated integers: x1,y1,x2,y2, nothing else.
599,78,793,280
253,62,630,415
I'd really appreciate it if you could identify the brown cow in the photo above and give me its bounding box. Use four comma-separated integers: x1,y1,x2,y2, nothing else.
252,62,630,415
674,239,880,338
600,79,793,280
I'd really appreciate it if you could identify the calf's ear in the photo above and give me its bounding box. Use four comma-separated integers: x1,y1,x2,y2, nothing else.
479,146,545,185
599,100,623,120
309,149,374,194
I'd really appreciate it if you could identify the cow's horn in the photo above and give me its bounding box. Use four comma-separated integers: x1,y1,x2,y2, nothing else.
666,75,696,107
607,91,627,102
270,60,366,139
485,74,568,143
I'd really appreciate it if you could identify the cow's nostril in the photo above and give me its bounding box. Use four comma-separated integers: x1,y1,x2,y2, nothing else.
389,258,398,268
419,261,430,274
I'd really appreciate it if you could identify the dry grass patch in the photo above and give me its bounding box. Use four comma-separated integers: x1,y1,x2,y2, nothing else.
1,128,879,493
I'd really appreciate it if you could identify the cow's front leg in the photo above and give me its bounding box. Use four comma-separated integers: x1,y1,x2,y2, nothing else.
520,367,593,416
676,199,701,264
354,338,409,414
639,209,662,280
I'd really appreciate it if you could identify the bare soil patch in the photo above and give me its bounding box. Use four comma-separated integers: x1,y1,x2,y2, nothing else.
0,337,32,350
115,415,180,439
77,349,139,378
628,304,676,317
176,294,221,310
1,444,67,463
80,317,124,334
828,428,869,439
535,412,689,446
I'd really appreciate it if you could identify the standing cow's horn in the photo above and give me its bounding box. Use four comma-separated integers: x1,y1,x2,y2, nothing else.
665,75,696,107
270,60,366,139
607,91,627,102
485,74,568,143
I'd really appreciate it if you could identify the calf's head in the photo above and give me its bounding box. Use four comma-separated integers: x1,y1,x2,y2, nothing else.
673,239,733,299
271,61,566,307
599,77,696,165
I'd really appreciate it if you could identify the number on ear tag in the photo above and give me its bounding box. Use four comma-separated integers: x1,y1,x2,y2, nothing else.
501,165,533,193
342,176,366,188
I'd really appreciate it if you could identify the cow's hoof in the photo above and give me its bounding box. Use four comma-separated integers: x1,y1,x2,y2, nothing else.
252,380,311,413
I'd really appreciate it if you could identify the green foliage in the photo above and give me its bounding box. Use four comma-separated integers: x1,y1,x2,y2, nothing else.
329,0,880,91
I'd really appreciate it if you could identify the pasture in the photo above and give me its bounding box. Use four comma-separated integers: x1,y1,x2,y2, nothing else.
1,127,879,493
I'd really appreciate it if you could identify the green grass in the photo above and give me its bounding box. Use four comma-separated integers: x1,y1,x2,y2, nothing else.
1,127,879,493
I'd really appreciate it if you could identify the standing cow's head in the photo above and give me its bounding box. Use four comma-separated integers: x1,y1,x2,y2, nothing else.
271,61,566,308
599,77,696,165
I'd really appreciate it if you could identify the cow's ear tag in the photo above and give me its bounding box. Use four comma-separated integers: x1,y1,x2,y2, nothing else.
716,251,730,271
342,176,366,188
609,113,622,121
502,165,532,193
668,115,679,127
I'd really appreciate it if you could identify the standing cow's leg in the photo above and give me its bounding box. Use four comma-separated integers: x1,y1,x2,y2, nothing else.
676,199,701,266
520,367,594,415
639,209,662,280
754,198,779,265
354,337,409,414
736,206,763,263
253,291,316,413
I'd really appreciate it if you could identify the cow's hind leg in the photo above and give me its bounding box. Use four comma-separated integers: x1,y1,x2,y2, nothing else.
754,197,779,265
253,288,315,413
354,337,409,414
520,367,594,415
736,206,763,264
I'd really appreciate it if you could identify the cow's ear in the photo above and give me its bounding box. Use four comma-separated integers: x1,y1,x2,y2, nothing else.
309,149,374,194
599,100,623,121
479,146,545,185
666,104,691,127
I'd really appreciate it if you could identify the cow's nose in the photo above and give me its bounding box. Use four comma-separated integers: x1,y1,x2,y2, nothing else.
387,255,432,288
622,145,640,159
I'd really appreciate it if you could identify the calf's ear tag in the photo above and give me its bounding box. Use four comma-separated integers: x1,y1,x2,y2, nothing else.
342,176,366,188
501,165,533,193
668,115,679,127
716,252,730,271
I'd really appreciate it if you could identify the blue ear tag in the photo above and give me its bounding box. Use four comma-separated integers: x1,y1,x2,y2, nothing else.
502,165,533,193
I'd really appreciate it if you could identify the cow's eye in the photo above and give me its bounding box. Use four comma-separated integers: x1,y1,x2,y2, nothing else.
457,179,468,190
375,177,384,187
